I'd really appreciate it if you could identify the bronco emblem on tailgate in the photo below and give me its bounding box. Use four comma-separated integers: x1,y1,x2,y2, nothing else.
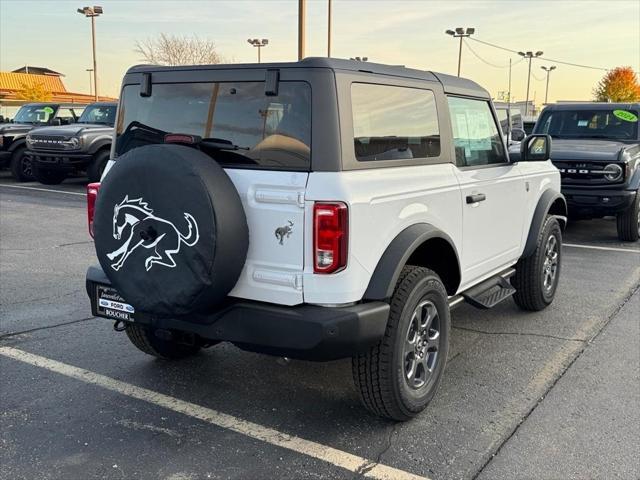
106,196,199,272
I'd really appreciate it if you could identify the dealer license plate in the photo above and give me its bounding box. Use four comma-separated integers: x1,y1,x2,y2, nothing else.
96,285,135,321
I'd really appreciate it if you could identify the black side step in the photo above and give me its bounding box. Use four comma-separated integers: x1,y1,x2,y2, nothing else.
459,268,516,310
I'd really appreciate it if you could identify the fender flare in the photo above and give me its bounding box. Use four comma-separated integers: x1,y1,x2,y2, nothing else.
88,139,112,156
7,138,26,154
522,189,567,258
363,223,460,301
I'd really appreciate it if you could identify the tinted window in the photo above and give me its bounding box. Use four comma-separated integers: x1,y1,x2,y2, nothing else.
496,108,509,135
535,108,638,140
79,104,116,125
448,97,506,167
13,105,58,124
56,107,78,124
352,83,440,161
116,82,311,170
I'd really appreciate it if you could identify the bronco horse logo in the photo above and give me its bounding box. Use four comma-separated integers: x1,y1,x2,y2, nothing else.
106,196,199,272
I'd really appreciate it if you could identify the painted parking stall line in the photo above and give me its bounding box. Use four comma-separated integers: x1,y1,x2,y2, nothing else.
0,346,428,480
0,184,86,196
564,243,640,254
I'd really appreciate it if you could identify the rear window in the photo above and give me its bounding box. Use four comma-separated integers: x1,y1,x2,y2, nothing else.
351,83,440,161
115,81,311,170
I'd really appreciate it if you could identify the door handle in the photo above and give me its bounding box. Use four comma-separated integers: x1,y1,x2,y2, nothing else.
466,193,486,204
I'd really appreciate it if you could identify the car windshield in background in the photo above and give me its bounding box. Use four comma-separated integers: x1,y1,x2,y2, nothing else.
536,109,639,140
13,105,57,124
116,81,311,170
79,105,116,125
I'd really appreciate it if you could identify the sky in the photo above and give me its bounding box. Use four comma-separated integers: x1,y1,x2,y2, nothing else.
1,0,639,105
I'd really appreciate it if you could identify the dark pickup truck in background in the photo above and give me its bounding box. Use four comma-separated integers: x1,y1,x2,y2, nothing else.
0,103,87,181
532,103,640,241
26,102,117,184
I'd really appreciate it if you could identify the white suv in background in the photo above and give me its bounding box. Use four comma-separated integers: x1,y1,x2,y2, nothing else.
86,58,566,420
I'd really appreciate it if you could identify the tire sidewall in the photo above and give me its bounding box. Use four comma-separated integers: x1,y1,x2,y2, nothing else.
392,273,450,416
88,150,110,183
538,217,562,304
11,147,33,181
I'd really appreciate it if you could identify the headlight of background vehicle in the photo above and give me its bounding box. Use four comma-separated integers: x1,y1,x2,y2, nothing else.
603,163,623,182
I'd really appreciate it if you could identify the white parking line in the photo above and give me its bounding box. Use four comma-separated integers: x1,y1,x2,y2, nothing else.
0,346,427,480
564,243,640,254
0,184,86,196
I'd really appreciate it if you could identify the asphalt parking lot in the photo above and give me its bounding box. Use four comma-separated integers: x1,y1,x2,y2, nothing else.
1,174,639,480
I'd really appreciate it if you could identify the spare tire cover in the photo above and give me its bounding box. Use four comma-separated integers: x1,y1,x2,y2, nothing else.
93,144,248,316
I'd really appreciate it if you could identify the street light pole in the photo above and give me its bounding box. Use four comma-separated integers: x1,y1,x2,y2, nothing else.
327,0,332,57
445,27,475,77
86,68,94,96
247,38,269,63
298,0,306,60
541,65,556,104
518,50,543,116
77,6,103,102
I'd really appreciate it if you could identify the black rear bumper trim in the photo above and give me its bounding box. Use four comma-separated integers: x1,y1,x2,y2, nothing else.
86,265,390,361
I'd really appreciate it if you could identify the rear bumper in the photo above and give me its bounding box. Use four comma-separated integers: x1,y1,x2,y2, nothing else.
27,150,92,171
562,187,637,217
86,265,390,361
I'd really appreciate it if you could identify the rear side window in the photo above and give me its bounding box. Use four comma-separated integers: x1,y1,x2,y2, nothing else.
116,81,311,170
351,83,440,162
448,97,506,167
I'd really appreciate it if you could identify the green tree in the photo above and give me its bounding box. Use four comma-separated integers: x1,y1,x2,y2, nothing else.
16,82,52,102
593,66,640,102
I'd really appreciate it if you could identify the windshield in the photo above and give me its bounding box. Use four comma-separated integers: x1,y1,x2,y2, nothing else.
78,104,116,125
116,81,311,170
13,105,58,124
535,108,638,140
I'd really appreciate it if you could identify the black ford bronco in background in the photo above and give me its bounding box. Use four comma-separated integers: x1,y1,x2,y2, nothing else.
0,102,87,181
533,103,640,241
26,102,117,184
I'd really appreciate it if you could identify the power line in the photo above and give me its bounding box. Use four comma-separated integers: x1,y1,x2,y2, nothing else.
463,39,524,69
468,36,613,72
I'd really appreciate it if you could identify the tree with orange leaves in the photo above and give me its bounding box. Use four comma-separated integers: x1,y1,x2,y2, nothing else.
593,66,640,102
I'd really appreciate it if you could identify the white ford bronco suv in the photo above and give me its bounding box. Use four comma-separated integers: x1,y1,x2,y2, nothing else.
86,58,566,421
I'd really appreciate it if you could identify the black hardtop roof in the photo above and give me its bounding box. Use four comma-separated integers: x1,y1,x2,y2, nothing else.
22,102,90,108
126,57,490,99
86,101,118,107
545,102,640,111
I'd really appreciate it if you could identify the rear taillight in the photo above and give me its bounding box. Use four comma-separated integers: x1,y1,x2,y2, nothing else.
313,202,348,274
87,182,100,238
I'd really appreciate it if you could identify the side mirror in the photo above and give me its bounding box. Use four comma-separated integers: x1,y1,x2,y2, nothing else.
510,128,526,142
51,118,62,126
520,134,552,161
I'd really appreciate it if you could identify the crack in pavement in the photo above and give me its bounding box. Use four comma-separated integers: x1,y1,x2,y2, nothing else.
0,316,95,340
452,325,587,343
352,424,399,478
471,280,640,480
1,241,93,252
2,291,79,306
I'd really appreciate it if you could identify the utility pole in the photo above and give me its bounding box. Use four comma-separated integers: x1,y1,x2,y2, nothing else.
445,27,475,77
507,58,512,103
541,65,556,104
77,6,103,101
86,68,94,95
327,0,332,57
298,0,306,61
518,50,543,116
247,38,269,63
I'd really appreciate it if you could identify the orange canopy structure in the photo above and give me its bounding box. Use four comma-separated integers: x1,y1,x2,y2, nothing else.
0,70,116,106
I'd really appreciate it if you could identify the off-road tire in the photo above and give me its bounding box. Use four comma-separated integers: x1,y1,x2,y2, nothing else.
352,266,450,421
125,324,201,360
616,192,640,242
10,147,33,182
512,216,562,311
33,164,67,185
87,149,110,183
